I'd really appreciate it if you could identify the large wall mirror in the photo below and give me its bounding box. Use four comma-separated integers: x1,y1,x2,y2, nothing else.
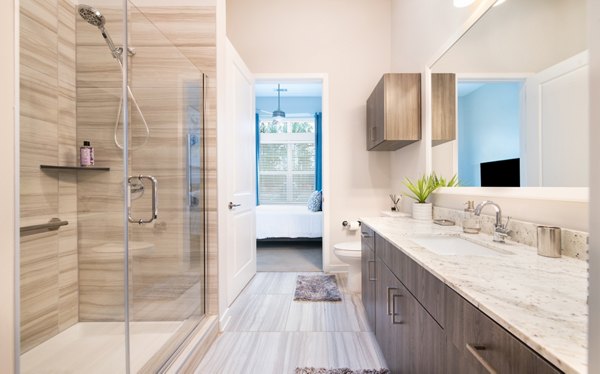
430,0,587,188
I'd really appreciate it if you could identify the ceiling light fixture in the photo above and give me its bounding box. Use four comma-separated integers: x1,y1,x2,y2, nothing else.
272,84,286,121
453,0,475,8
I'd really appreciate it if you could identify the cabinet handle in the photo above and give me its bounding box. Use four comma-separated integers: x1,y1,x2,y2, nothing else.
391,294,403,324
386,287,397,315
370,126,376,142
361,231,372,238
465,344,498,374
367,260,376,281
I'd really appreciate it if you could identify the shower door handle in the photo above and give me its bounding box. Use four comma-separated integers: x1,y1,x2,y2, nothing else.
128,175,158,224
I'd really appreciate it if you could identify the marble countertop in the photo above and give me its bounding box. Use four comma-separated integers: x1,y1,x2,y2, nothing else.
360,216,588,374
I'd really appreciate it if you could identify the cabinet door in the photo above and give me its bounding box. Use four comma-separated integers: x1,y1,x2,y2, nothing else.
432,73,456,146
375,259,407,373
376,259,445,374
366,90,378,150
446,287,561,374
361,246,376,330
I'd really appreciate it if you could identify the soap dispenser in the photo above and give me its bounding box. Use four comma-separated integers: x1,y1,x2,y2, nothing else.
462,200,481,234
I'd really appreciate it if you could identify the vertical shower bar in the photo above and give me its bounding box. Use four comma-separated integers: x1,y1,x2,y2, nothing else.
122,0,130,372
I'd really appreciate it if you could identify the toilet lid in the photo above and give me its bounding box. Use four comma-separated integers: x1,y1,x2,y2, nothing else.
334,241,361,251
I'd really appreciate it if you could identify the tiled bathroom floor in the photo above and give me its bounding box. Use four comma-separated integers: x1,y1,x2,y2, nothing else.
20,321,182,374
194,272,387,373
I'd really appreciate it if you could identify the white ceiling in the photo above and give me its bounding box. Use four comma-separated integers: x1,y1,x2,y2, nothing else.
255,82,323,97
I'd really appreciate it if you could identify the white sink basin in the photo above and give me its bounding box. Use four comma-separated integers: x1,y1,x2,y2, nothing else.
409,236,513,257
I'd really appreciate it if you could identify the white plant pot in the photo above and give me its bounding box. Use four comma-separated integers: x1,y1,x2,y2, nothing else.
412,202,432,221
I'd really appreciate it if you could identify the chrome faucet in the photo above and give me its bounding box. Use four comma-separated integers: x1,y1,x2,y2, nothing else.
474,200,511,243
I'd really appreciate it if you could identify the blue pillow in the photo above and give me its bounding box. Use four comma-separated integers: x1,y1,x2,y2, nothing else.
307,191,322,212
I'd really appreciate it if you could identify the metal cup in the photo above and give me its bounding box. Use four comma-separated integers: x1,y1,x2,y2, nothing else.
537,226,561,258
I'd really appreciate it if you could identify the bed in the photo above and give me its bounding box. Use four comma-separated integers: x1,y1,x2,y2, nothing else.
256,205,323,240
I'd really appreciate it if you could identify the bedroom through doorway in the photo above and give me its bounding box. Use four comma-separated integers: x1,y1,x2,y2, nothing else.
254,79,324,272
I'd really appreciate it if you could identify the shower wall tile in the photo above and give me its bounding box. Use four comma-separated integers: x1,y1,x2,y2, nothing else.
76,46,123,88
20,232,60,352
20,10,58,79
19,0,78,353
131,7,215,47
58,171,78,330
21,0,58,30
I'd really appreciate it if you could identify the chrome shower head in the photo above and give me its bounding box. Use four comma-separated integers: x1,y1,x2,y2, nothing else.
78,5,105,28
77,5,124,61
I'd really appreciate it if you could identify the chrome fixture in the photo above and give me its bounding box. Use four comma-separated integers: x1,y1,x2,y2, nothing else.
128,175,158,224
78,5,135,60
474,200,511,243
78,4,150,150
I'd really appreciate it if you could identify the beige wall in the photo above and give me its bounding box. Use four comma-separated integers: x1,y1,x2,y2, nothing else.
589,0,600,370
226,0,392,271
1,0,16,370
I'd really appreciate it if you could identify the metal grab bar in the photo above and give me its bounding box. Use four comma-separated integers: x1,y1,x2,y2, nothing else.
20,218,69,234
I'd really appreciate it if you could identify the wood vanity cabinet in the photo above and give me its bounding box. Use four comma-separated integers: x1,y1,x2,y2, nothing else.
361,226,376,329
375,256,445,373
432,73,456,146
366,73,421,151
361,230,564,374
445,287,561,374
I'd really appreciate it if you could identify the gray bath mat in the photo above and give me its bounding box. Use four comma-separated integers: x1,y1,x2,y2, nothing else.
295,368,390,374
293,274,342,302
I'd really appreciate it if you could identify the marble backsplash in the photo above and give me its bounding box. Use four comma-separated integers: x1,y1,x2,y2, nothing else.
433,206,589,261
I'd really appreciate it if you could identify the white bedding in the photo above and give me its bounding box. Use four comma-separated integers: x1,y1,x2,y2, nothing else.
256,205,323,239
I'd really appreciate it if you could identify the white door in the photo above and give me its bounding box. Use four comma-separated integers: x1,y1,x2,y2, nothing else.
224,39,256,306
525,51,589,186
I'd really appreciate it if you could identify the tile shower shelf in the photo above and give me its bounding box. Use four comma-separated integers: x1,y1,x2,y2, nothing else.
40,165,110,171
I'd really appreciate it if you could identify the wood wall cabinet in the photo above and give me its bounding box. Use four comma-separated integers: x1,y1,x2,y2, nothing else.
361,228,563,374
432,73,456,146
366,73,421,151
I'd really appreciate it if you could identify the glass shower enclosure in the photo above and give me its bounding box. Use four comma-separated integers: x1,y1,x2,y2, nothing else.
18,1,206,372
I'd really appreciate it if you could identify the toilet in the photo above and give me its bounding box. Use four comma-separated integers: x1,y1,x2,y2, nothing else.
333,241,362,293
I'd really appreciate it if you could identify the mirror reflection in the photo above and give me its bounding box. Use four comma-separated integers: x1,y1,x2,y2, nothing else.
431,0,588,187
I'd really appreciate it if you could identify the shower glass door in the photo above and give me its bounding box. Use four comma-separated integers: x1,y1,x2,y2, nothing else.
125,2,206,372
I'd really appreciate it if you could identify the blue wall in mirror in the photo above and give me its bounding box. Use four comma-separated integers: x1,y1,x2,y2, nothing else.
458,81,523,186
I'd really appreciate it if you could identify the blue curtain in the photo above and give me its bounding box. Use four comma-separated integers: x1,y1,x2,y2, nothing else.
315,112,322,191
255,113,260,205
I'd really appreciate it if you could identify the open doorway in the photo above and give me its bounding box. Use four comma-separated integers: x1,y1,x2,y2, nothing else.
254,79,324,272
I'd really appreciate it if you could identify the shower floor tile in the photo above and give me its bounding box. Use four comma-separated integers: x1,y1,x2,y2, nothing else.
20,321,182,374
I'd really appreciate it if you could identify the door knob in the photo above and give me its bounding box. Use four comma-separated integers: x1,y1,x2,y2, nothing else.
228,202,241,210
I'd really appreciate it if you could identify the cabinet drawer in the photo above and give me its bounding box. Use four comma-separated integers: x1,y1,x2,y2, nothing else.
361,226,375,252
445,287,561,374
377,237,445,327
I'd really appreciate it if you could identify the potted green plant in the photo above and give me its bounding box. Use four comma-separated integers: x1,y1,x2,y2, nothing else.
403,173,458,220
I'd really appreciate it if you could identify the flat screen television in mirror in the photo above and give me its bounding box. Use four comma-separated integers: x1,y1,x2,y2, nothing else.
480,158,520,187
